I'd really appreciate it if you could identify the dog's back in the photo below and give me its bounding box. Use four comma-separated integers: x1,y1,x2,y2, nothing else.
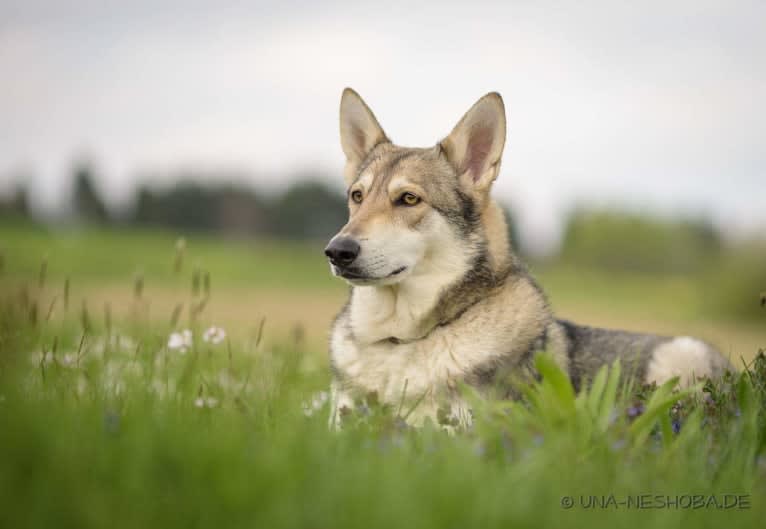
553,319,732,391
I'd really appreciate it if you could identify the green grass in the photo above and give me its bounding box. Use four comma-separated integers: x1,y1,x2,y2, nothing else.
1,223,764,528
1,303,764,528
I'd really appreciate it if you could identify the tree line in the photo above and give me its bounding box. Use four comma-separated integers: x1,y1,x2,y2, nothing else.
2,163,350,241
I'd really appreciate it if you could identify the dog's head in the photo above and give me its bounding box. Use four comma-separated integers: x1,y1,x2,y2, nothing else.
325,88,507,286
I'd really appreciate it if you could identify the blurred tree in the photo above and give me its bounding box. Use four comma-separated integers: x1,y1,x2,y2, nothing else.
13,185,29,217
133,187,157,225
215,185,269,236
132,180,268,235
0,167,31,221
72,163,109,223
0,184,30,219
141,182,217,231
559,209,722,275
267,180,347,240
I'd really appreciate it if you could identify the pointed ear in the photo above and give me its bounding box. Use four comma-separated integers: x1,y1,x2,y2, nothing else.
339,88,389,169
440,92,506,192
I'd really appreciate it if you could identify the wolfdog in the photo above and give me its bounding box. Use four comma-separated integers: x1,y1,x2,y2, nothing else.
324,88,732,428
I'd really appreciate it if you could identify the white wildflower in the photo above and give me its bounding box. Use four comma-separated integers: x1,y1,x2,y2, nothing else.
61,353,77,367
194,396,219,409
202,326,226,345
302,391,330,417
167,333,184,350
313,391,329,409
167,329,193,354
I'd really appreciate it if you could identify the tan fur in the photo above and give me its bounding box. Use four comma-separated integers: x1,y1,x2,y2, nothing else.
327,88,731,430
481,200,513,273
331,273,556,427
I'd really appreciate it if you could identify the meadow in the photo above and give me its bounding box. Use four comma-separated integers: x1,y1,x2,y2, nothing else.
0,222,764,528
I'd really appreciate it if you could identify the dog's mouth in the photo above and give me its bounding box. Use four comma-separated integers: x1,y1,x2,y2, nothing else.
335,265,407,282
388,266,407,277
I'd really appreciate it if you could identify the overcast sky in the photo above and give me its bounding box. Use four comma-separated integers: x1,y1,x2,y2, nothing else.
1,0,764,252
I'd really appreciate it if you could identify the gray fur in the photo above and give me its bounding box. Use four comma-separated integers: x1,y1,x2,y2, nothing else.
555,319,667,391
327,88,734,428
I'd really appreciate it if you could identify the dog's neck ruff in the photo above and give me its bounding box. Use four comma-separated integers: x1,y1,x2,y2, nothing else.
349,255,517,346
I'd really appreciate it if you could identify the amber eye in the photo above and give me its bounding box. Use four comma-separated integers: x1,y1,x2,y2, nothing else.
350,190,363,204
400,192,421,206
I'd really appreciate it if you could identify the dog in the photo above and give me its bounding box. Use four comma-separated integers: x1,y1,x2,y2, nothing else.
324,88,732,428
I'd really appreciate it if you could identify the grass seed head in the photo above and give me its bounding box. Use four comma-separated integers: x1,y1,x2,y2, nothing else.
173,237,186,274
63,277,70,310
104,302,112,334
81,301,92,332
192,266,201,296
38,255,48,288
169,303,183,327
133,271,144,299
203,270,211,297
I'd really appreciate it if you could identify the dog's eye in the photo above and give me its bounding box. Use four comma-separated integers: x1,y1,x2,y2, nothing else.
350,190,363,204
399,192,421,206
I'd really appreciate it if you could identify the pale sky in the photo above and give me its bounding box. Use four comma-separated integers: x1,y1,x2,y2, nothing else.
1,0,764,252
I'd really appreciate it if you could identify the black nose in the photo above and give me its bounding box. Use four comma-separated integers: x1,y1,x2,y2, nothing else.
324,237,360,267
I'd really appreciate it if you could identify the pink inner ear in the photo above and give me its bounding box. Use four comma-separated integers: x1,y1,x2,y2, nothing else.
465,125,494,182
351,124,367,155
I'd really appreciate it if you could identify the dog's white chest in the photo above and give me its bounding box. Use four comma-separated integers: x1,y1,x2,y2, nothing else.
328,276,551,426
333,333,451,401
330,309,517,406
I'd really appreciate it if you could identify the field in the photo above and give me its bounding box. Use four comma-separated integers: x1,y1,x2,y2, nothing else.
1,222,764,528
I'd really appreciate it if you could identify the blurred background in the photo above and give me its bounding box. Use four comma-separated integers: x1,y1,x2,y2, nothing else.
1,0,764,358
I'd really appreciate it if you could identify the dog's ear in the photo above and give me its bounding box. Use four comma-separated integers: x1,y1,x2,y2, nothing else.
440,92,506,193
340,88,388,175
